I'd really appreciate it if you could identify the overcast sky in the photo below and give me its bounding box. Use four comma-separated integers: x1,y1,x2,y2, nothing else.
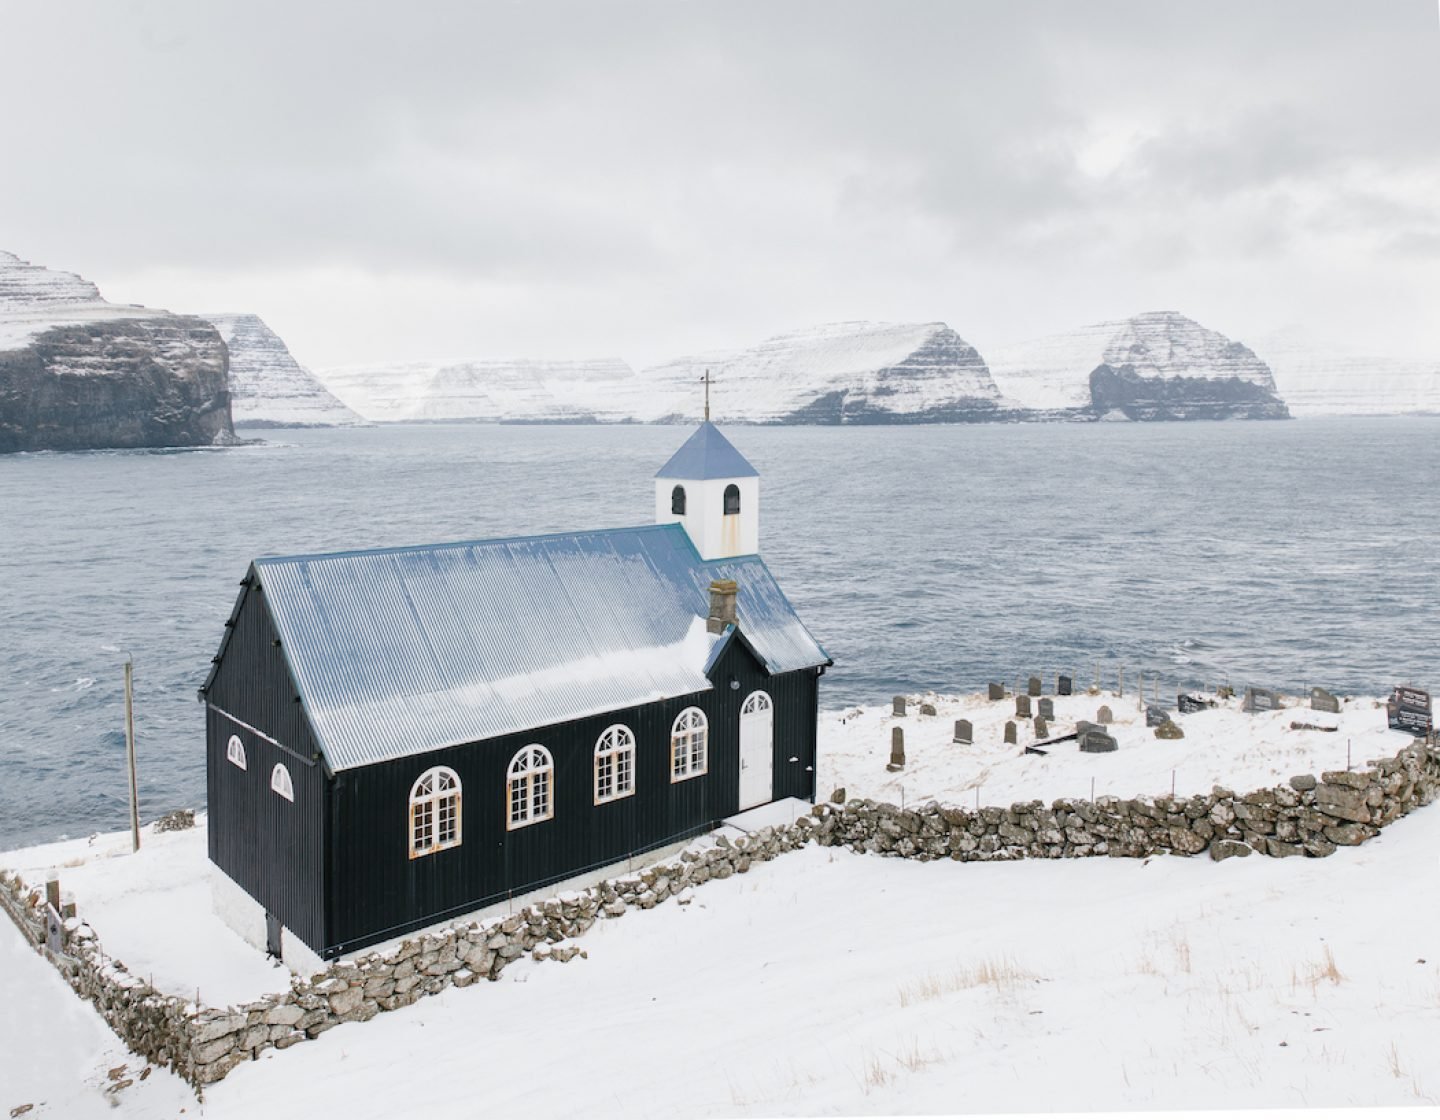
2,1,1438,369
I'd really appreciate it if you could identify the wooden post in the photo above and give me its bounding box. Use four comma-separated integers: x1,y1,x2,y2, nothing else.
125,657,140,853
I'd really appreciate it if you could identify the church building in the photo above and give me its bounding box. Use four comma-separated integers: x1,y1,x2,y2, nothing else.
201,422,830,960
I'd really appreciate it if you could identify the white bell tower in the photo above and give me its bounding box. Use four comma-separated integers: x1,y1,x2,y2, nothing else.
655,376,760,560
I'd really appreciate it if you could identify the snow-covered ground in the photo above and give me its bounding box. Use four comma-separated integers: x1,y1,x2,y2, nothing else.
3,691,1437,1118
816,689,1405,808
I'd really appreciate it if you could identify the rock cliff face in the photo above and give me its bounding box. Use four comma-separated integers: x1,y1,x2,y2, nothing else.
989,311,1290,420
203,313,359,428
0,250,234,453
639,321,1020,423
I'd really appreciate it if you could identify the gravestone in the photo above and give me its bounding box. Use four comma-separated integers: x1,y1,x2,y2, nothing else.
886,727,906,771
1145,705,1170,728
1016,695,1032,718
919,702,937,716
1004,721,1017,745
1309,688,1341,714
1097,705,1113,725
954,719,973,745
1177,692,1215,715
1075,719,1098,736
988,682,1005,701
1027,676,1042,697
1057,674,1073,696
1388,685,1432,734
892,695,907,717
1034,716,1049,739
1078,727,1118,753
1243,687,1281,713
1154,720,1185,740
1038,698,1055,721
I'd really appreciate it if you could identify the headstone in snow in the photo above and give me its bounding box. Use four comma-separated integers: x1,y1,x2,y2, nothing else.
919,702,937,716
954,719,973,745
1079,727,1118,753
988,682,1005,701
886,727,906,771
1057,674,1073,696
1097,705,1113,725
1038,698,1055,721
892,695,907,717
1243,687,1281,713
1309,688,1341,714
1034,716,1049,739
1015,694,1032,718
1027,676,1042,697
1145,705,1170,728
1177,693,1215,714
1004,721,1017,745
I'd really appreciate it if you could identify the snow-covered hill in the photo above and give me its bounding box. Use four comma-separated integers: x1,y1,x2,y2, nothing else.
318,357,640,422
0,250,162,352
203,314,360,428
1254,330,1440,417
989,311,1289,419
638,320,1020,423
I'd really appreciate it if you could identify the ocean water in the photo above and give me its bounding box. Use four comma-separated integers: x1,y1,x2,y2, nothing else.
1,418,1437,849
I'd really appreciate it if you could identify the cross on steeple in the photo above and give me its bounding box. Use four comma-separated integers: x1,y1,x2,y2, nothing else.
701,369,712,422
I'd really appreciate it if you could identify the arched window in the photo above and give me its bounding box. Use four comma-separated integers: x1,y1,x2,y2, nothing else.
671,485,687,516
723,484,740,515
226,734,247,771
410,766,462,858
670,707,708,781
594,724,636,804
741,690,773,718
507,745,554,829
270,763,294,802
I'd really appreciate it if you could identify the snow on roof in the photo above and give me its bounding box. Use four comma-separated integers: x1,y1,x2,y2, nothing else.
250,523,827,770
654,422,759,480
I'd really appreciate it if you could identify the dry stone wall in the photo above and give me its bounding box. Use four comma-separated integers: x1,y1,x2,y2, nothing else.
2,740,1435,1092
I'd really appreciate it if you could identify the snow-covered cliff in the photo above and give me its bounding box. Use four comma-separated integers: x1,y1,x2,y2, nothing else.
0,250,234,452
318,358,640,422
203,313,359,428
638,321,1018,423
988,311,1289,420
1253,331,1440,417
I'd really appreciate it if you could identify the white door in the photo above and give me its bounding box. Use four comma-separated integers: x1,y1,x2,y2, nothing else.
739,690,774,810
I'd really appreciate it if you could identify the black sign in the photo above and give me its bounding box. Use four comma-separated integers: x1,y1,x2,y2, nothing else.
1393,686,1431,713
1389,704,1432,734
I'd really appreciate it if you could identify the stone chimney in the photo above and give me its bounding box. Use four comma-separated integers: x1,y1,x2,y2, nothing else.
706,579,738,635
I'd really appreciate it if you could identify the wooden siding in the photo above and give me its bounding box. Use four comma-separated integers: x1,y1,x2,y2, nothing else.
325,639,820,956
204,573,327,952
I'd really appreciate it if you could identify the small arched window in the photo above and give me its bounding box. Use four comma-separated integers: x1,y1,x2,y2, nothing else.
671,707,708,781
595,724,636,804
410,766,462,858
226,734,247,771
723,484,740,515
270,763,294,802
671,485,687,516
507,745,554,829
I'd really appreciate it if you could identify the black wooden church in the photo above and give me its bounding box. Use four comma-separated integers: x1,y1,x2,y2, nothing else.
202,422,830,959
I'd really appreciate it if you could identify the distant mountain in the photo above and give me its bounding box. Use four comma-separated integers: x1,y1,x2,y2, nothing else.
1253,330,1440,417
203,313,360,428
318,357,640,422
0,250,234,453
637,321,1021,423
988,311,1290,420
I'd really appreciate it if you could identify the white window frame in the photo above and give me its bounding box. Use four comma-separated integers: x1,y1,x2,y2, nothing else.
507,745,554,830
741,690,773,718
594,724,636,805
670,707,708,782
409,766,462,859
270,763,294,802
226,734,247,771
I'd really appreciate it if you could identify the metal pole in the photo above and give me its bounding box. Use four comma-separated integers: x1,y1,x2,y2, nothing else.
124,657,140,853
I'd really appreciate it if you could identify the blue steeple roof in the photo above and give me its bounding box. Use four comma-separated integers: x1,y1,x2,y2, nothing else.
654,421,759,480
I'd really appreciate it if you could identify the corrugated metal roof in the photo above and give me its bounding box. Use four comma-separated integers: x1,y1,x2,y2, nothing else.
253,523,828,771
654,422,760,480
